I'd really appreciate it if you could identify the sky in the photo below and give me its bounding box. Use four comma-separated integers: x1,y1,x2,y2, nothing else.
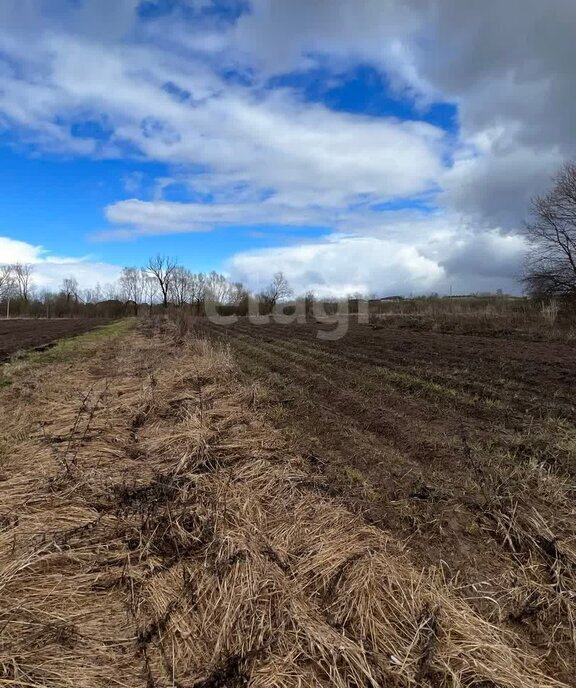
0,0,573,297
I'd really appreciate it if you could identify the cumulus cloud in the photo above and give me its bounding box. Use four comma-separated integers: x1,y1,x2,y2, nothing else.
0,237,47,264
228,227,527,298
0,237,121,291
0,11,446,210
0,0,572,294
437,232,527,287
234,0,420,80
228,234,444,298
441,133,563,228
408,0,576,227
234,0,576,227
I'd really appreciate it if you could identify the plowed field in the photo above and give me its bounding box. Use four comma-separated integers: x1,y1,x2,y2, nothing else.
0,319,110,361
202,317,576,681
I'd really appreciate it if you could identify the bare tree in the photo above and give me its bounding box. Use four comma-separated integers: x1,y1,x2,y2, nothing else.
62,276,79,304
142,274,158,315
102,282,121,301
119,267,145,315
262,272,293,309
523,162,576,298
200,272,246,315
93,283,103,304
0,265,14,300
12,263,34,301
169,266,193,308
189,273,206,313
229,281,246,305
146,255,178,308
204,271,231,303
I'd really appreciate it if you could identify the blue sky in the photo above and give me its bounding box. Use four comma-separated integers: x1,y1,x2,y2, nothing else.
0,0,570,295
0,147,304,269
0,56,455,267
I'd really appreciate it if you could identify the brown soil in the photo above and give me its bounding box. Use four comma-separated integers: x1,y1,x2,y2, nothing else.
2,320,565,687
0,318,111,361
201,317,576,683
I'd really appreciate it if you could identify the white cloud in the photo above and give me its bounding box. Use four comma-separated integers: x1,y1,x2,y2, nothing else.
0,237,121,291
228,234,443,298
103,198,330,236
0,0,573,295
227,226,527,298
234,0,420,81
102,195,440,238
441,128,564,227
0,17,446,213
396,0,576,226
233,0,576,227
0,237,47,264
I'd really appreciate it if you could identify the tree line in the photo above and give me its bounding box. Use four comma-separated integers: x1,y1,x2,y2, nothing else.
0,255,294,319
3,157,576,320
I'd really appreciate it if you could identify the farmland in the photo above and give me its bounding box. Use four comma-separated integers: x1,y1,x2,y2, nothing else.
0,316,575,687
201,316,576,682
0,318,111,362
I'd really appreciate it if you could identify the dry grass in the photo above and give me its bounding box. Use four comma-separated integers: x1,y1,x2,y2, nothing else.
0,320,570,687
365,296,576,339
